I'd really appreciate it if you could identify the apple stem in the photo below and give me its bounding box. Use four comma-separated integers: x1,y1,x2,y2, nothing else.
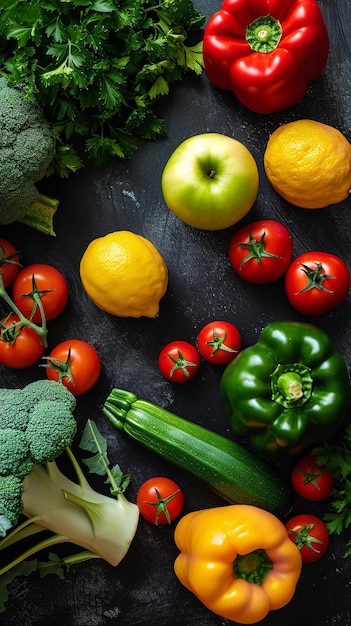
208,169,216,178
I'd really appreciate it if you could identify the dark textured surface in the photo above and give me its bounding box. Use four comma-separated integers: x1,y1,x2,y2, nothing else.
1,1,351,624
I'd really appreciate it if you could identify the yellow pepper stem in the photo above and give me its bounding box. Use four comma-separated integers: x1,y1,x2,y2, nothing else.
234,549,273,584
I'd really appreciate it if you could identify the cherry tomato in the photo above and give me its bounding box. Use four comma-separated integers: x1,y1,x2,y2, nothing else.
0,313,44,368
291,455,335,501
0,238,21,287
43,339,101,395
285,251,350,315
197,321,241,365
285,514,329,563
12,263,69,323
229,220,293,283
158,340,200,382
137,477,184,525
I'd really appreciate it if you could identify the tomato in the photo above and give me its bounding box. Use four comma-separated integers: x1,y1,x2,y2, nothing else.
137,477,184,525
291,455,335,501
229,220,293,283
158,340,200,382
0,238,21,287
0,313,44,368
43,339,101,395
197,321,241,365
285,514,329,563
284,251,350,315
12,263,69,323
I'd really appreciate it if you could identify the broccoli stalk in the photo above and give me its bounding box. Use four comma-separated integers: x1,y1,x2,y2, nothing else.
19,193,60,237
0,445,139,576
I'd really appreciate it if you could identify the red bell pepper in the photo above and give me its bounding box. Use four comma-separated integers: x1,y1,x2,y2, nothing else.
203,0,329,114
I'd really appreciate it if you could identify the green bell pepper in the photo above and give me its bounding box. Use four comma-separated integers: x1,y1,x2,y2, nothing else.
220,321,351,455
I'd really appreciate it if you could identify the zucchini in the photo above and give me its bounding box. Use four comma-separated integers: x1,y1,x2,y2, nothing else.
103,389,292,517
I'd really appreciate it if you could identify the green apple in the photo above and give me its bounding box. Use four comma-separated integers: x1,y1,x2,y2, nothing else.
161,133,259,230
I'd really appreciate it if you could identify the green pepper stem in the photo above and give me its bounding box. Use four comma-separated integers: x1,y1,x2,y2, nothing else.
276,372,303,403
271,362,313,409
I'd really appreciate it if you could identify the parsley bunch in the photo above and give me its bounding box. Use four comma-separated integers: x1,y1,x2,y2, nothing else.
0,0,204,176
313,424,351,557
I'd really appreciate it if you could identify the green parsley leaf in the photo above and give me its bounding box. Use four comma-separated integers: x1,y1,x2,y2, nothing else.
148,75,170,99
48,144,84,178
181,41,204,74
0,0,205,173
312,426,351,557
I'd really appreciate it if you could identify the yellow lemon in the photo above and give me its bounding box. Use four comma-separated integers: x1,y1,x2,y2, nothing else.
264,119,351,209
79,231,168,318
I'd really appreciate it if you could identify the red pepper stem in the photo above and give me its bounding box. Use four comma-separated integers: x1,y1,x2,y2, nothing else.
246,15,282,53
234,548,273,584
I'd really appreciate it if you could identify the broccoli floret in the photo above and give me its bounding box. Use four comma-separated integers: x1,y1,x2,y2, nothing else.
21,379,77,413
0,389,30,431
0,380,76,432
0,428,33,478
26,401,77,464
0,380,78,533
0,475,23,527
0,378,77,473
0,77,57,230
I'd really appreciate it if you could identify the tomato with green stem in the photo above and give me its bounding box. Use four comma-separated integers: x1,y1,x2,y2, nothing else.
12,263,69,323
137,477,184,525
291,455,335,501
229,220,293,283
42,339,101,395
285,251,350,315
0,238,21,287
197,321,241,365
158,340,200,382
0,313,45,368
285,514,329,563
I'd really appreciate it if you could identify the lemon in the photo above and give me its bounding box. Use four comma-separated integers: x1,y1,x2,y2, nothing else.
79,231,168,318
264,119,351,209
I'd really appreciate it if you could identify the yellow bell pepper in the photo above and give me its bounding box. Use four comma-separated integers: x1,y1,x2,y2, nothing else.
174,504,302,625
